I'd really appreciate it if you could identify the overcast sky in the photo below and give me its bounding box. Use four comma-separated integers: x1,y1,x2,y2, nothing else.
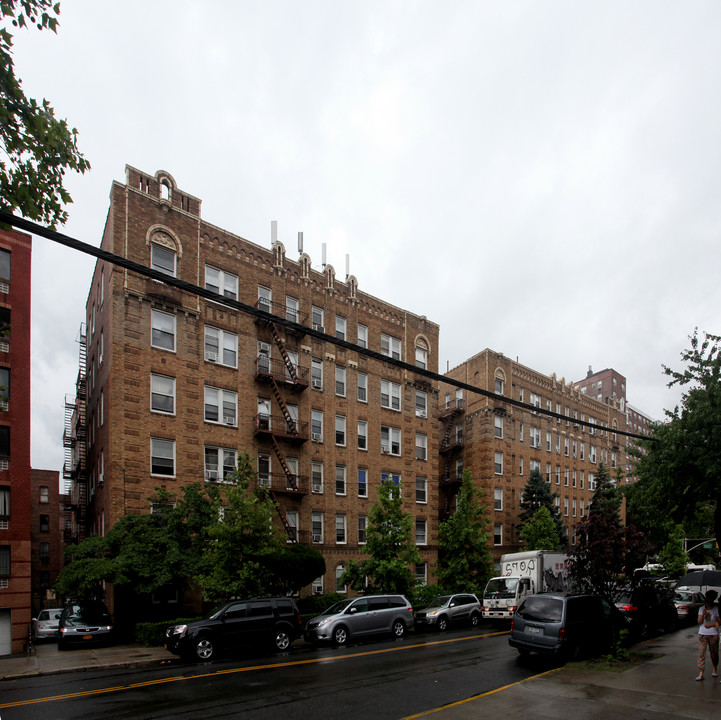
11,1,720,472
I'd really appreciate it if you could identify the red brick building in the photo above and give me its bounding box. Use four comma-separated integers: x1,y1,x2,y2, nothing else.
0,228,32,655
66,166,440,606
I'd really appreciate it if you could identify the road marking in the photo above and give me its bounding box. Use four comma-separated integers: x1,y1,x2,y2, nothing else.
0,630,510,710
398,667,562,720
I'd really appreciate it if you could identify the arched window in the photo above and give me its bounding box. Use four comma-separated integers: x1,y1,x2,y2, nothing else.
494,368,506,396
415,337,429,370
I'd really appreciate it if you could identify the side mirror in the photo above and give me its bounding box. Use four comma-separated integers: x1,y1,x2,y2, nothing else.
348,607,357,614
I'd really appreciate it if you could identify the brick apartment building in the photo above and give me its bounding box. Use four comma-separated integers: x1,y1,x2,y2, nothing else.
0,228,32,655
64,166,440,605
440,350,628,563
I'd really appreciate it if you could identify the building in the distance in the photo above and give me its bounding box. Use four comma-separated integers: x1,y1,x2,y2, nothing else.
440,350,628,563
65,166,440,610
0,228,32,655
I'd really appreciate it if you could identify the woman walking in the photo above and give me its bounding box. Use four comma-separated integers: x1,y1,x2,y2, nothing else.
696,589,719,680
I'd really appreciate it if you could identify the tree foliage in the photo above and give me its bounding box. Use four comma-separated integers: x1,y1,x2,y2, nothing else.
630,329,721,549
436,471,494,593
1,0,90,227
518,468,567,549
518,506,562,551
342,480,421,596
656,524,688,578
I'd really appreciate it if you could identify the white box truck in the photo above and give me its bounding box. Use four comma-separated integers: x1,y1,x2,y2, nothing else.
482,550,570,621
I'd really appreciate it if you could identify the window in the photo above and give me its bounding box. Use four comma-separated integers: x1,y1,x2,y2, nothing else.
572,498,577,517
335,465,346,495
0,546,9,577
39,541,50,564
519,388,524,402
151,438,175,476
564,498,569,517
494,452,503,475
580,442,585,460
151,374,175,414
39,486,49,504
335,366,346,396
546,431,552,452
311,306,324,331
415,390,427,418
415,563,428,585
0,487,9,517
380,380,401,410
415,433,427,460
335,315,347,340
415,344,427,369
151,243,176,276
382,471,401,490
519,456,524,475
205,265,238,300
311,358,323,390
529,427,541,449
555,465,561,484
555,435,561,454
336,514,347,544
564,438,569,456
335,415,346,446
358,516,368,544
202,447,235,482
494,488,503,511
381,333,401,360
257,285,272,312
380,426,401,455
286,510,299,542
493,524,503,546
312,462,324,493
204,386,237,426
357,468,368,497
39,514,49,533
336,564,346,593
415,519,427,545
590,445,597,463
204,326,238,367
564,468,570,486
357,420,368,450
0,249,9,281
357,372,368,402
311,410,323,441
151,309,176,351
357,324,368,348
415,476,427,503
494,416,504,438
257,453,271,487
285,295,299,323
312,512,323,543
495,377,504,395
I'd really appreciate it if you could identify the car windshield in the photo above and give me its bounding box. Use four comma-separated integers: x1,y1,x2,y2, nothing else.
484,578,518,598
427,596,452,608
322,599,354,615
517,596,563,622
65,603,111,623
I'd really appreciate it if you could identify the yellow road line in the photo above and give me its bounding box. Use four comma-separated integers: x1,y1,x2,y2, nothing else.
0,630,510,710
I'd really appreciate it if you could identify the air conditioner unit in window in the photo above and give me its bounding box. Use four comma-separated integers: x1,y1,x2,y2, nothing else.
312,433,322,442
223,416,235,425
381,445,389,453
312,379,322,389
312,533,322,543
206,352,217,362
205,470,219,481
312,324,325,332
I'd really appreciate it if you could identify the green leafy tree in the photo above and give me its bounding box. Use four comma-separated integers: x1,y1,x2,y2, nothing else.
342,480,421,595
1,1,90,226
631,330,721,549
518,506,562,551
656,524,688,578
436,471,493,593
518,468,567,549
266,543,326,596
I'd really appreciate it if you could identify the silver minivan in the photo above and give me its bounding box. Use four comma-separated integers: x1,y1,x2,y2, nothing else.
304,595,414,645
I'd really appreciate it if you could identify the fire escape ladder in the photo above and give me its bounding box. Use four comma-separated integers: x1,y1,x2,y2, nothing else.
270,491,297,543
269,376,295,433
270,322,298,382
440,408,460,450
269,435,297,491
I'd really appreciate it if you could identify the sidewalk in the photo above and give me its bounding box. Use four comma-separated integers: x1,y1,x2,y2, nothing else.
1,628,717,720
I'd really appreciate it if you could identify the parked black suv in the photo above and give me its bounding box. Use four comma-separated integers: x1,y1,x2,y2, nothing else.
615,583,678,641
165,597,302,662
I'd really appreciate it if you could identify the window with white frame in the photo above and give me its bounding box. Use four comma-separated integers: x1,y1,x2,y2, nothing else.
590,445,597,463
335,415,346,446
335,465,346,495
151,243,176,277
546,431,552,452
336,563,346,592
257,453,271,487
572,498,577,517
312,512,324,543
564,468,569,486
311,461,323,493
415,563,428,586
311,306,324,331
204,386,237,426
151,309,176,351
285,295,299,323
415,518,427,545
286,510,299,542
415,476,427,503
555,465,561,484
311,358,323,390
493,524,502,546
335,366,346,396
150,437,175,476
494,416,504,438
415,390,427,418
380,380,401,410
519,423,524,441
204,326,238,367
519,456,524,475
336,514,347,544
357,420,368,450
494,452,503,475
494,487,504,511
311,410,323,441
495,376,504,395
357,324,368,348
564,438,569,456
381,425,401,455
529,426,541,448
357,372,368,402
415,433,427,460
415,343,427,370
335,315,346,340
555,434,561,454
358,516,368,544
358,468,368,497
204,447,236,482
257,285,272,312
580,442,585,460
381,333,401,360
563,498,569,517
151,373,175,414
205,265,238,300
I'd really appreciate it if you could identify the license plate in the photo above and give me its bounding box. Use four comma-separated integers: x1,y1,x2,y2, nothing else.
526,626,542,635
83,635,93,640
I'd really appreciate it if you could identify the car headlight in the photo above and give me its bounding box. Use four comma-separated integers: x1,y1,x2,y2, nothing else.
170,624,187,636
316,617,333,628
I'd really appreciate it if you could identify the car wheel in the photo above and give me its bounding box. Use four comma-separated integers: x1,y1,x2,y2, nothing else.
333,625,349,646
392,620,406,639
470,612,480,628
274,628,292,651
437,616,448,632
194,636,215,662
